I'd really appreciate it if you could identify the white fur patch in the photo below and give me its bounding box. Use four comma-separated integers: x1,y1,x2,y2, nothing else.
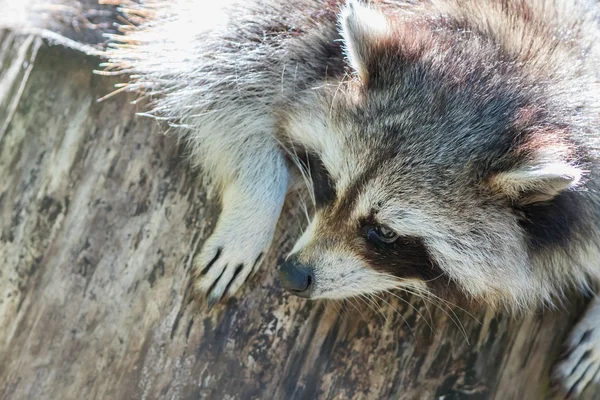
308,249,425,299
339,0,390,81
489,163,582,204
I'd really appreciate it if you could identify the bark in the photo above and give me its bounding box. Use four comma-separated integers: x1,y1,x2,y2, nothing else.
0,29,595,400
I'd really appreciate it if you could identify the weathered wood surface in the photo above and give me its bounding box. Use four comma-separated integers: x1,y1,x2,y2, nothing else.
0,30,596,400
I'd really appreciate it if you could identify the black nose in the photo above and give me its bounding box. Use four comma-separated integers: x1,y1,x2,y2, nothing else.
278,255,314,297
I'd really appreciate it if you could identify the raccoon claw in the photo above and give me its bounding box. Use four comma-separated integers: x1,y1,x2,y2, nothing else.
552,297,600,398
190,173,286,307
192,235,267,308
205,263,244,307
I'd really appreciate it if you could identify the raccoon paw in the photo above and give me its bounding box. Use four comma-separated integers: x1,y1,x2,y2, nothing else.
552,297,600,398
191,213,274,308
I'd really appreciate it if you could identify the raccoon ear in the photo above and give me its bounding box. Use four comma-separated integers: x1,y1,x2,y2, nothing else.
339,0,390,82
489,163,583,204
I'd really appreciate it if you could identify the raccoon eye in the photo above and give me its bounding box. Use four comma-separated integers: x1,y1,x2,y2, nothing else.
367,225,399,244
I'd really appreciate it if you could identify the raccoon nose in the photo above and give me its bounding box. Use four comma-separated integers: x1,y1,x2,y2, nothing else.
278,255,314,297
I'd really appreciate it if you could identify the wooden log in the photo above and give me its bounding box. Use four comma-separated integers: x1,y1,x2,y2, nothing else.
0,29,595,400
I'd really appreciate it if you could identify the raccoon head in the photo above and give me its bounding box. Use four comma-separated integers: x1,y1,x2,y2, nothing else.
278,1,586,309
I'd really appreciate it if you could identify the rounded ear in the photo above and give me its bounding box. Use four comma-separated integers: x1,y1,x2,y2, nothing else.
339,0,390,82
488,163,583,204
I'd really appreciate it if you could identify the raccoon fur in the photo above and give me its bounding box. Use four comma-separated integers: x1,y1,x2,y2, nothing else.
20,0,600,396
96,0,600,305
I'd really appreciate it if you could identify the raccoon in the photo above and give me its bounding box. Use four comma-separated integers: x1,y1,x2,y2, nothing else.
24,0,600,396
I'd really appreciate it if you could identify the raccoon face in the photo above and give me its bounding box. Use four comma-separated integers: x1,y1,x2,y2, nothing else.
278,2,585,308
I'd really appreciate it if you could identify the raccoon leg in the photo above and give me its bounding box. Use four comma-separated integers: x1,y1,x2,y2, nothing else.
552,295,600,397
192,145,289,308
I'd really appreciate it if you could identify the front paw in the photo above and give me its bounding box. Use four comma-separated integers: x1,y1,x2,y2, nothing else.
191,185,284,307
192,233,268,308
191,166,288,307
552,297,600,398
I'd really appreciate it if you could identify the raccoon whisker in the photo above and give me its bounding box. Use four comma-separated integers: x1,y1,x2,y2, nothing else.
297,189,311,225
331,298,351,319
292,212,306,240
377,283,460,330
370,292,417,342
378,289,438,338
280,62,286,94
375,272,482,325
346,297,369,322
420,273,447,284
392,287,436,335
298,147,316,208
395,286,436,333
363,294,384,324
385,287,471,344
348,297,367,321
290,184,311,227
394,285,468,326
357,294,387,324
329,71,350,119
293,63,298,88
404,286,482,326
361,294,387,325
396,289,458,343
401,290,469,344
339,299,353,319
326,299,344,319
275,138,316,208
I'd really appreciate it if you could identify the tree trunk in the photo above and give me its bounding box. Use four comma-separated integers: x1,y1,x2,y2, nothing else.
0,29,594,400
